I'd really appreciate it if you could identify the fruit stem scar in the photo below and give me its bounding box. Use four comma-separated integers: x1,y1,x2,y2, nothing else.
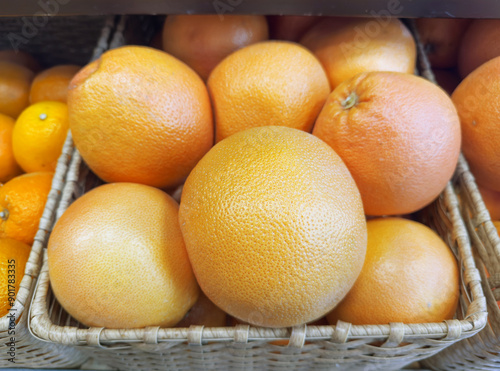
39,113,47,120
341,92,358,110
0,209,8,221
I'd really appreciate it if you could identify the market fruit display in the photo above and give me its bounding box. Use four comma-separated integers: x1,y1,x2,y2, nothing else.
2,14,475,332
67,45,214,189
12,101,69,173
162,15,268,81
29,64,81,103
0,172,53,245
300,17,416,89
452,56,500,191
0,113,23,183
47,182,199,328
179,126,367,328
327,218,459,325
0,61,34,118
207,41,330,142
313,71,461,216
0,238,31,317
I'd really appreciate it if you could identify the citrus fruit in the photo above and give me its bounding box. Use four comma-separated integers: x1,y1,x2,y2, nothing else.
0,238,31,317
68,46,213,189
268,15,321,41
300,17,416,90
0,113,23,183
478,185,500,221
30,65,80,103
313,71,461,216
0,50,40,72
162,15,268,81
208,41,330,142
327,218,459,325
47,182,199,328
12,101,69,173
175,292,227,327
452,56,500,191
179,126,367,328
0,61,34,118
0,172,53,245
415,18,471,69
458,20,500,78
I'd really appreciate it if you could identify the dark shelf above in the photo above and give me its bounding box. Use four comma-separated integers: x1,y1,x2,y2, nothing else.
2,0,500,17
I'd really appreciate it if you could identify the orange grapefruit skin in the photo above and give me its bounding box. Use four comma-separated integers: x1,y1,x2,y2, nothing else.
47,182,199,329
179,126,367,328
68,46,214,189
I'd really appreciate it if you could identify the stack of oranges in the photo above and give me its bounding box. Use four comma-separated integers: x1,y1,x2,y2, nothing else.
11,14,500,332
0,51,80,317
41,15,466,332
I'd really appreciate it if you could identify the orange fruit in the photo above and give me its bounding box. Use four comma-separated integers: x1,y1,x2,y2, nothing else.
433,68,461,96
47,182,199,328
327,218,459,325
0,61,35,118
175,292,227,327
208,41,330,142
162,15,268,81
268,15,322,41
300,17,416,90
313,71,461,216
0,50,40,72
415,18,471,69
478,185,500,221
0,172,53,245
0,113,23,183
13,101,69,173
68,46,213,189
452,57,500,192
179,126,367,328
458,20,500,78
0,238,31,317
29,65,80,104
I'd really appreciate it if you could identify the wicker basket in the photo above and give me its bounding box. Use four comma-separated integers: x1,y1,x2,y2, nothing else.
0,15,121,369
0,16,116,67
404,20,500,371
422,158,500,370
0,133,91,368
26,17,487,371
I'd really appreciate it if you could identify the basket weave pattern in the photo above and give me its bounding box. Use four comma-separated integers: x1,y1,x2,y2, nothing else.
422,158,500,370
0,125,89,368
27,17,487,371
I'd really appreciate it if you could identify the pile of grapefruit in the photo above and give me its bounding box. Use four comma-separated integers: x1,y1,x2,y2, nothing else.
8,15,499,331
